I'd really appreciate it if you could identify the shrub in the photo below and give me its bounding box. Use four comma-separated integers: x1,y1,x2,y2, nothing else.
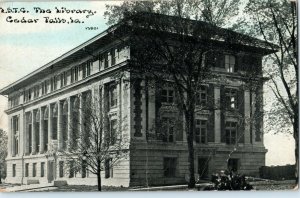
204,170,253,190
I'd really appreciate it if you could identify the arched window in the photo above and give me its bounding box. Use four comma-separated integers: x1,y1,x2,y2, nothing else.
43,107,49,151
52,103,58,140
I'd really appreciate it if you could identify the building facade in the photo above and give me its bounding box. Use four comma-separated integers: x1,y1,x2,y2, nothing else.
0,14,273,187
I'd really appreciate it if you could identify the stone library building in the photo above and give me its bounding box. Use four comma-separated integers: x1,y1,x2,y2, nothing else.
0,13,274,187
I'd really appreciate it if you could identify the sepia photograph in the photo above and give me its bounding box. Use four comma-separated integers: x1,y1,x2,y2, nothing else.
0,0,298,192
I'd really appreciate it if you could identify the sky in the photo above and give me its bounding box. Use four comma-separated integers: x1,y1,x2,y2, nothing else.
0,0,295,166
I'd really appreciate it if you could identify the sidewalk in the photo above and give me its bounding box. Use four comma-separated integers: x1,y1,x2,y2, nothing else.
129,183,213,191
1,183,57,192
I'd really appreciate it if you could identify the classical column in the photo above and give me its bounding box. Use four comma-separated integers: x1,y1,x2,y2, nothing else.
118,81,123,138
25,113,30,155
58,101,63,151
79,93,83,146
148,82,156,139
214,86,221,143
141,80,146,140
9,117,13,157
39,107,44,153
31,110,36,154
251,92,256,144
244,90,251,144
48,104,52,150
67,97,72,151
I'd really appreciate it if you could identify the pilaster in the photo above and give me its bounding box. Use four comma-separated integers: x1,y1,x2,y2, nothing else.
39,107,44,153
57,101,63,151
214,86,221,143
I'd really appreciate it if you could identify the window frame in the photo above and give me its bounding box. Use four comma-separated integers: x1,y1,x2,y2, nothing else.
59,161,64,178
225,54,236,73
41,162,45,177
12,164,16,177
225,88,237,109
163,157,177,177
161,88,174,104
25,163,29,177
161,117,175,143
32,163,37,177
196,85,208,106
225,121,238,145
109,119,117,145
195,119,208,144
109,84,118,109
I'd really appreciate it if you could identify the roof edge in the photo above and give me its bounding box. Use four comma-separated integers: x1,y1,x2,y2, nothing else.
0,24,118,95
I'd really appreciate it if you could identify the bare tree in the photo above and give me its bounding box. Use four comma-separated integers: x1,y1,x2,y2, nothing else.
103,0,273,188
0,129,7,184
245,0,298,183
59,85,129,191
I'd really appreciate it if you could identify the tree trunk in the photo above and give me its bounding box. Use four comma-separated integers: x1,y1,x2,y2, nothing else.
97,159,102,191
293,117,299,185
97,170,101,191
0,168,2,184
185,108,195,188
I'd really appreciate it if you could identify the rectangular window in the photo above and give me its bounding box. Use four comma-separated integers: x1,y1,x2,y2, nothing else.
33,86,39,99
50,78,54,91
195,119,207,144
104,52,109,68
13,116,19,155
225,55,235,72
28,89,32,101
87,61,92,76
161,89,174,104
64,71,67,86
105,158,113,178
99,54,104,70
33,163,37,177
12,164,16,177
25,163,29,177
111,49,116,66
41,83,44,95
60,73,64,88
82,63,87,78
228,158,239,172
42,80,48,95
109,84,118,108
41,162,45,177
225,89,237,109
109,119,117,145
161,117,174,142
71,66,79,82
163,157,176,177
54,76,58,90
225,121,237,145
196,86,207,105
198,158,209,179
59,161,64,178
71,68,74,83
69,161,75,178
